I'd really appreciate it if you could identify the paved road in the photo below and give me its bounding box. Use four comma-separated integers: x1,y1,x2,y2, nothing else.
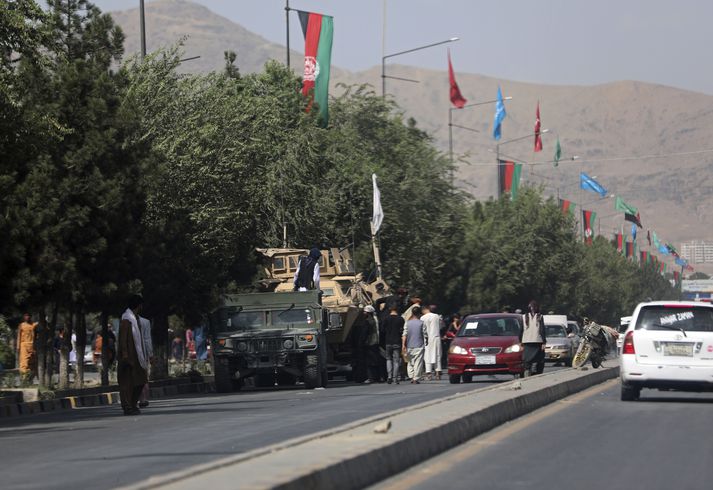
373,379,713,490
0,369,559,490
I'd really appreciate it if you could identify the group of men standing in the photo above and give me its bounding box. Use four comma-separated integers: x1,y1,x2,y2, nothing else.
353,287,446,384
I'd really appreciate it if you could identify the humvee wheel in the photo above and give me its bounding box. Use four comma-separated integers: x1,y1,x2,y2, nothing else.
214,358,236,393
304,354,321,389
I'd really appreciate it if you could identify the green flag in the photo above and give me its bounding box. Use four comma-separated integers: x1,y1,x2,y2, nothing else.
614,196,638,215
553,137,561,167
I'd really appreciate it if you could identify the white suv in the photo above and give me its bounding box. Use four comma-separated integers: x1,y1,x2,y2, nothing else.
620,301,713,401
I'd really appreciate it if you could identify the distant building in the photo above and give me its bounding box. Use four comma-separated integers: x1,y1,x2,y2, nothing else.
681,241,713,264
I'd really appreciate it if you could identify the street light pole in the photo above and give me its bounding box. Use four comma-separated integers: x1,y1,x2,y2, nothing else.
139,0,146,59
382,37,459,97
449,96,512,164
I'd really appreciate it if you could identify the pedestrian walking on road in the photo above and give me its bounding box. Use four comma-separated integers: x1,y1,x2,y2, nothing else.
138,316,153,409
402,306,426,383
382,306,405,384
421,305,442,380
522,300,547,376
118,295,148,415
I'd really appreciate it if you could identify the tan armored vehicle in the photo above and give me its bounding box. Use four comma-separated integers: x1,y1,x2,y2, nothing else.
255,247,389,375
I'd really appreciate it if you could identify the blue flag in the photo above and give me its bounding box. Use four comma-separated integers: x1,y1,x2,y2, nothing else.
675,257,687,267
493,86,506,140
659,245,670,255
580,172,607,197
631,223,637,241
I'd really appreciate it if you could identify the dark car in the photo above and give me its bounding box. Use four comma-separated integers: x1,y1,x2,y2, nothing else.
447,313,524,383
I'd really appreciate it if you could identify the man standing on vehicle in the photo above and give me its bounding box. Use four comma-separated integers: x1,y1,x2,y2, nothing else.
293,247,321,292
402,306,426,383
522,300,547,376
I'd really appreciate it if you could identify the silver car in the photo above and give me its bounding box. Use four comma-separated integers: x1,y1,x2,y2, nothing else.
545,324,575,366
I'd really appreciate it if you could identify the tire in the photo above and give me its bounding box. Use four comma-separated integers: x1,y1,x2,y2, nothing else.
462,374,473,383
449,374,461,384
254,373,274,388
591,356,602,369
621,383,640,401
572,342,592,368
304,354,321,389
214,358,236,393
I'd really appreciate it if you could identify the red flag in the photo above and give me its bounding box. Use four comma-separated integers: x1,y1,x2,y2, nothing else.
534,102,543,152
448,50,466,109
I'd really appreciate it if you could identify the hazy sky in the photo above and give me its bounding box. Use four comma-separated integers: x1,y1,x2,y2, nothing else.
93,0,713,95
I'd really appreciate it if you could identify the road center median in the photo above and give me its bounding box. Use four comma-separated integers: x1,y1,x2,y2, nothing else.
124,363,619,490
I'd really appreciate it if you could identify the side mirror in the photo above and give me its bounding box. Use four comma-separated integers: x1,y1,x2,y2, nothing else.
567,333,575,338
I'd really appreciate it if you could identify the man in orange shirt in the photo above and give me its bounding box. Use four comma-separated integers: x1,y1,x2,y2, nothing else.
16,313,38,385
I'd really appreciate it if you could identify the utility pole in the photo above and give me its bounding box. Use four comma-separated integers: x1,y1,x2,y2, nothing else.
139,0,146,59
285,0,291,69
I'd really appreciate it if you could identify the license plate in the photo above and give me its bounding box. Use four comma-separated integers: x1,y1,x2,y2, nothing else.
475,355,496,365
663,343,693,357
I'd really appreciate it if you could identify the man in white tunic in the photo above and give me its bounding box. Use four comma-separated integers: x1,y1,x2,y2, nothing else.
421,305,442,380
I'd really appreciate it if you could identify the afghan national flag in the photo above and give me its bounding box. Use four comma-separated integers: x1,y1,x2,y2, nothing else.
498,160,522,199
448,50,467,108
660,261,665,274
297,10,334,126
582,209,596,245
559,198,575,218
534,102,543,152
615,232,623,253
625,240,634,258
673,270,680,282
666,243,679,258
640,251,648,265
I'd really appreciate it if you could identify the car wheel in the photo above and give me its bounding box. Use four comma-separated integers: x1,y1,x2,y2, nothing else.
621,383,640,401
449,374,461,384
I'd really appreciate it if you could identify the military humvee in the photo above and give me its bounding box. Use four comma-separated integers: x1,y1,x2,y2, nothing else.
210,290,327,391
209,247,388,390
256,247,388,374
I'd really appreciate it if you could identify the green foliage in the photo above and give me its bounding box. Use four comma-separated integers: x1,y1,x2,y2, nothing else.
0,315,15,369
0,2,680,352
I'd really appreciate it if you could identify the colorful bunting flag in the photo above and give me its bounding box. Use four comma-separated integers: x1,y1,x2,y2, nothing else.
580,173,607,197
498,160,522,199
553,137,561,167
493,86,506,140
559,198,575,218
447,49,467,109
582,209,596,245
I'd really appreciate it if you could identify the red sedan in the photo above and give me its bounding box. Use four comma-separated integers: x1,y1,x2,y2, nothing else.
447,313,524,383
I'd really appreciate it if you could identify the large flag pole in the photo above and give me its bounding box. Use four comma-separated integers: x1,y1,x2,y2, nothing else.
285,0,291,68
371,174,384,279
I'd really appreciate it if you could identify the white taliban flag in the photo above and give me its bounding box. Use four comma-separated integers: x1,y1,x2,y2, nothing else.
371,173,383,234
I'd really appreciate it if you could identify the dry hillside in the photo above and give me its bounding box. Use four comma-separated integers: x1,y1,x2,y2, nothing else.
109,0,713,267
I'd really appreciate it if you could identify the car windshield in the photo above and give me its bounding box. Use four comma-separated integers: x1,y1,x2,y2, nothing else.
273,308,314,326
458,317,521,337
226,311,264,330
546,325,567,338
635,305,713,332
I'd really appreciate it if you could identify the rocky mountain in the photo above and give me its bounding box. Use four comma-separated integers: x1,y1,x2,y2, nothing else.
109,0,713,268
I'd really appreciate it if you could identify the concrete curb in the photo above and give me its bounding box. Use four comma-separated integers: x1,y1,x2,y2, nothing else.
0,381,216,418
126,365,618,490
